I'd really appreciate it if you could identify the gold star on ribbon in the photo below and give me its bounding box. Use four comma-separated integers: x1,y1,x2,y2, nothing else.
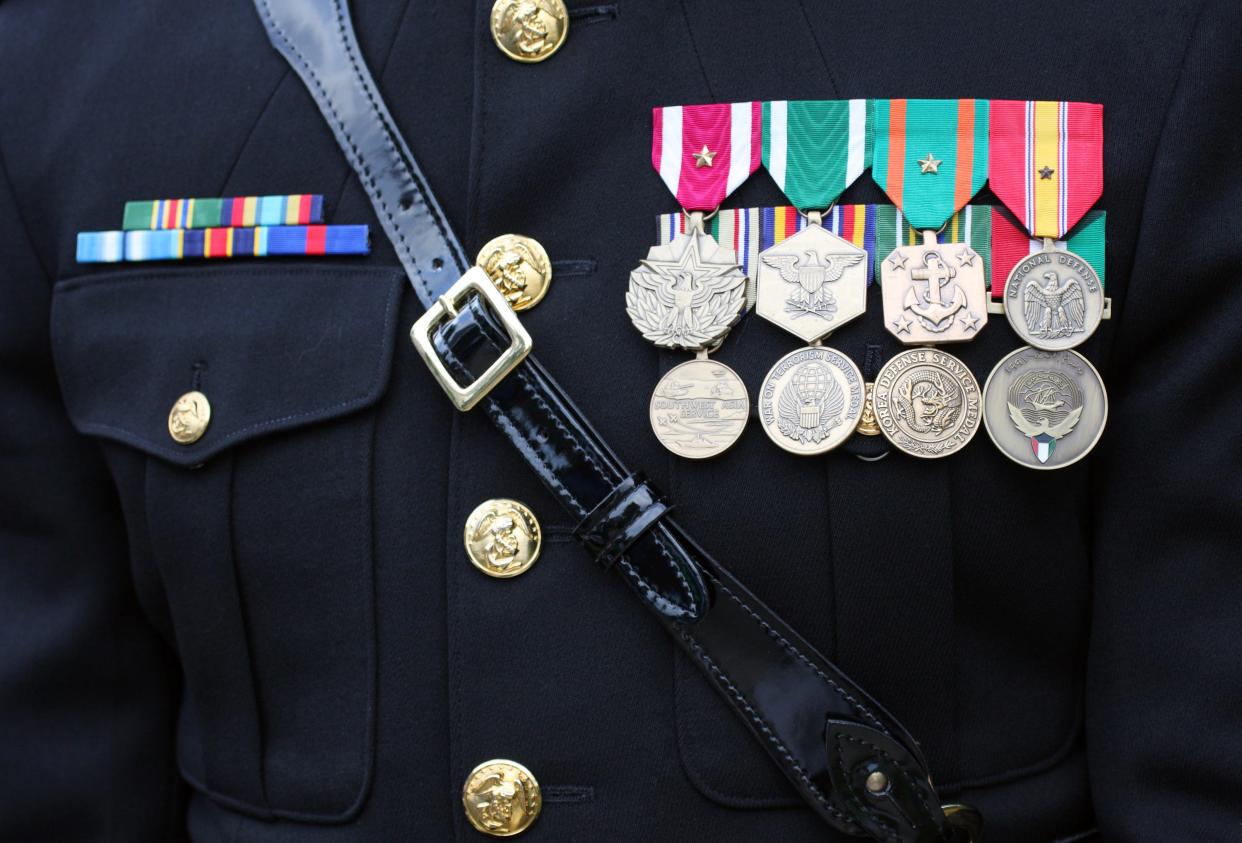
692,145,717,168
1039,165,1055,180
918,153,941,174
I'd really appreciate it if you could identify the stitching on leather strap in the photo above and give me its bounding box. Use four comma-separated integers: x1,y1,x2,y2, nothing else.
678,630,858,830
833,731,931,840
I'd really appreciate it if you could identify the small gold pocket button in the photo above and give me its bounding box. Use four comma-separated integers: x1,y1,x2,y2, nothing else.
489,0,568,64
463,759,542,837
464,499,542,578
168,391,211,445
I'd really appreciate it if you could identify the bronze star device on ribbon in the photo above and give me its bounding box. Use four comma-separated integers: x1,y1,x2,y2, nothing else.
630,103,761,459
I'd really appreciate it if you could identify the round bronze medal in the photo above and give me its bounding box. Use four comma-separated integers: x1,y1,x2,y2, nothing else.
982,346,1107,470
758,346,864,456
1003,245,1104,350
649,358,748,459
872,349,981,459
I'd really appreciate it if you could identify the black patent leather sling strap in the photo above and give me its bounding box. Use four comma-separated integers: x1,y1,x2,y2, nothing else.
254,2,977,840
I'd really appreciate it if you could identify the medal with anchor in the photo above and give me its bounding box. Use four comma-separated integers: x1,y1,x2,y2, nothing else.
869,99,990,458
989,100,1106,350
754,99,871,456
629,102,761,458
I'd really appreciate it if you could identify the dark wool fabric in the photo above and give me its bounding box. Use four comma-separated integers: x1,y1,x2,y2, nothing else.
1,1,1240,841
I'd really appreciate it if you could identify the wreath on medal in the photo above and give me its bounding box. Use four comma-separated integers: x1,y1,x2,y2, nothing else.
625,261,746,350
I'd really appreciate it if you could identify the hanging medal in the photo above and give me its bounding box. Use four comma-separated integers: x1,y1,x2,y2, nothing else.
989,100,1106,350
869,99,989,459
628,103,758,459
751,100,870,456
982,100,1108,470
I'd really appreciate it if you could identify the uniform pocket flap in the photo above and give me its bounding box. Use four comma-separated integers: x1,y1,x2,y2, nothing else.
51,264,405,466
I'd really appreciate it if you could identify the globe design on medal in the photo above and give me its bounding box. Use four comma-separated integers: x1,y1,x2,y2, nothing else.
757,346,863,456
780,361,843,439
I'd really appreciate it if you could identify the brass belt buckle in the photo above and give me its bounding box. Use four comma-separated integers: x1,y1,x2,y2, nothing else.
410,267,533,411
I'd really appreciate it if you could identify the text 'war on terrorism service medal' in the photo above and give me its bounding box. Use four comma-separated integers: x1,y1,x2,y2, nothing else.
989,100,1106,351
982,347,1107,470
869,99,989,458
632,102,762,458
753,100,870,455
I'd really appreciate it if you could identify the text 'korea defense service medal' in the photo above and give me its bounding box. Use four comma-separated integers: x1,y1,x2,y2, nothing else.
989,101,1106,350
633,102,762,458
753,100,870,455
982,346,1107,469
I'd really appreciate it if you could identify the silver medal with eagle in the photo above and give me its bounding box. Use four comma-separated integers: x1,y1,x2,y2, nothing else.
1003,240,1104,351
627,226,749,458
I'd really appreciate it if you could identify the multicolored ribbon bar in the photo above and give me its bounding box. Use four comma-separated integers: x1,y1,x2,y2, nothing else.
652,102,762,211
989,101,1103,240
874,204,992,287
762,99,870,210
122,194,325,230
658,204,879,305
990,209,1105,297
76,224,369,263
871,99,989,230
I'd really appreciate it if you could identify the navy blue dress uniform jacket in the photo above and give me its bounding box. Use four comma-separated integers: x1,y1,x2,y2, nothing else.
2,1,1240,840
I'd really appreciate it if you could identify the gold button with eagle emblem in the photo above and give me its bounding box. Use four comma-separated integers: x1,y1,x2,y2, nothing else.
462,759,542,837
463,499,542,578
476,234,552,312
489,0,568,64
168,390,211,445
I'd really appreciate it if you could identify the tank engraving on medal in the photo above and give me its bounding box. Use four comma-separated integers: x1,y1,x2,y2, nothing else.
462,760,542,836
1004,246,1104,350
872,349,981,459
983,347,1107,470
882,239,987,345
626,230,747,351
649,359,748,459
755,224,867,342
758,347,864,455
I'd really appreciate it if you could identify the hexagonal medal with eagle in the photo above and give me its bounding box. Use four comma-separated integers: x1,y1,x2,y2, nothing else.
755,223,868,342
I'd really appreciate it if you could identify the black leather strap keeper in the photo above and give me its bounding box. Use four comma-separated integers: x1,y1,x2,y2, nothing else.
573,473,672,569
254,2,977,840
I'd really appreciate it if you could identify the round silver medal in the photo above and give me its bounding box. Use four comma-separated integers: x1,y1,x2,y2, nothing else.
758,346,864,456
1003,245,1104,351
872,349,981,459
982,346,1107,470
649,358,749,459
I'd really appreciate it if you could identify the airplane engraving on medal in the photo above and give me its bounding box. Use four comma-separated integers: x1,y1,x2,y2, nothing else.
626,230,746,350
649,359,749,459
903,250,968,332
1022,270,1087,340
776,360,846,445
1006,368,1083,464
761,249,865,321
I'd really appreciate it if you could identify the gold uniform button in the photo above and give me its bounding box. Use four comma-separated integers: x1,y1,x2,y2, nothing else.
489,0,568,64
464,499,542,578
168,390,211,445
463,759,542,837
476,234,552,312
